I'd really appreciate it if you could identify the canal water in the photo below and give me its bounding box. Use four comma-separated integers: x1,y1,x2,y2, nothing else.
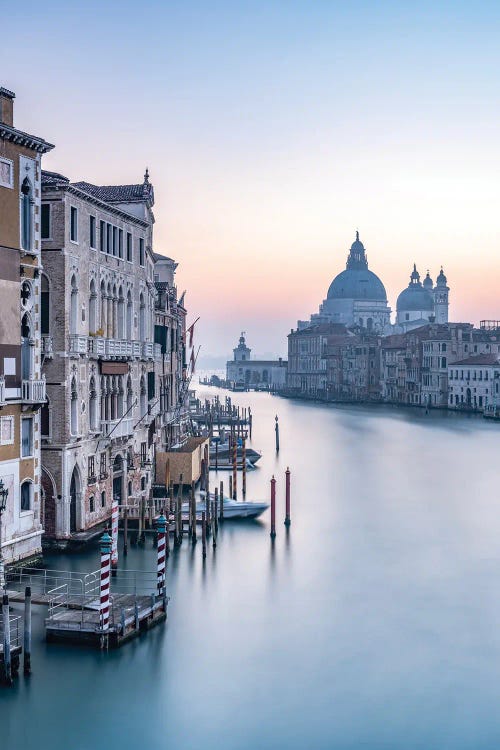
2,388,500,749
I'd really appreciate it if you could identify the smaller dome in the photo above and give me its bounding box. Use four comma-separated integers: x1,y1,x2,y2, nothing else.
436,267,447,286
397,264,434,312
423,270,433,290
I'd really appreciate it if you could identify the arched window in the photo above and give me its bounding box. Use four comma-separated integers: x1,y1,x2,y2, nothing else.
140,375,146,417
100,280,106,333
89,279,97,334
21,177,33,251
70,275,78,335
21,313,33,380
126,291,133,340
117,286,125,339
139,293,146,340
126,376,133,413
70,376,78,435
101,490,106,508
117,376,124,418
89,495,95,513
128,480,132,499
41,274,50,335
20,480,33,512
89,376,98,431
110,376,117,420
100,376,107,421
41,395,50,438
112,284,118,338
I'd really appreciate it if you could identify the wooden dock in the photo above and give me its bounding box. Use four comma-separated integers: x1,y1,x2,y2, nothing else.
45,593,167,648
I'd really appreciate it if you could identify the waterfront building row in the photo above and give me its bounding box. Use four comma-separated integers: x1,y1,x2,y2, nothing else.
0,86,191,566
286,320,500,414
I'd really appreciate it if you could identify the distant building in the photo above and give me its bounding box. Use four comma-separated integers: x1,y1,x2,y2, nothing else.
0,86,54,565
448,354,500,411
287,323,348,397
395,266,449,332
226,334,287,389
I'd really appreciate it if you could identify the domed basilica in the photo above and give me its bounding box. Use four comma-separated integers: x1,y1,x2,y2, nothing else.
302,232,449,334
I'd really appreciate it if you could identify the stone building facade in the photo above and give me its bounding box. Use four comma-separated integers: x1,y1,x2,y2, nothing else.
448,355,500,411
226,333,287,389
287,324,347,396
40,170,160,539
153,253,190,451
0,87,53,565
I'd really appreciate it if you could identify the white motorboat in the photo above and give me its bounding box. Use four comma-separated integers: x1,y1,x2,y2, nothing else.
189,492,269,519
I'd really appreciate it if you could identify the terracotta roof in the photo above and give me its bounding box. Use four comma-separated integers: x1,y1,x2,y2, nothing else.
72,181,153,204
451,354,500,366
41,170,69,186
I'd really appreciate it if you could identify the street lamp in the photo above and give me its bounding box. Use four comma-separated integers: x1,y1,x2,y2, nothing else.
0,478,8,590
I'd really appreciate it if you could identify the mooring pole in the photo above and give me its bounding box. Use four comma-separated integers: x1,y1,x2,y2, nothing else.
99,532,112,643
111,496,119,576
2,592,12,685
123,507,129,556
270,476,276,539
23,585,32,676
242,437,247,497
202,512,207,558
219,480,224,521
157,514,167,608
285,467,291,527
275,415,280,453
232,436,237,499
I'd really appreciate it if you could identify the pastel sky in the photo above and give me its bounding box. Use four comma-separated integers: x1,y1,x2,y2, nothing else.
3,1,499,359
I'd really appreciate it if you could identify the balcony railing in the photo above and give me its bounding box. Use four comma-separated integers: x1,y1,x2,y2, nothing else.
69,334,88,355
41,334,53,358
154,343,162,360
101,417,134,439
88,337,106,357
0,376,5,406
142,342,154,359
22,377,46,404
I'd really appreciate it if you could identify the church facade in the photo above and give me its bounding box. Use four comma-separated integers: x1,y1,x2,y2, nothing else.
299,232,449,335
226,334,287,389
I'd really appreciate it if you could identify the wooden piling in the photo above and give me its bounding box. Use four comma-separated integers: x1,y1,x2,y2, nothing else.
229,474,233,502
285,467,291,526
219,480,224,521
214,488,219,536
2,593,12,685
242,437,247,496
270,476,276,539
23,586,31,676
123,507,129,556
232,436,237,499
202,511,207,558
275,415,280,453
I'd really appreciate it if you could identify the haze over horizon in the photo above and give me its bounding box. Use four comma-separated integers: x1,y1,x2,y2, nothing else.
4,1,499,358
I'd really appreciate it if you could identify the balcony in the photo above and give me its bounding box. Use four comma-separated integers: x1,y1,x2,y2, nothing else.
22,377,46,404
69,334,88,355
101,417,134,439
154,343,162,360
88,336,106,357
41,334,53,358
0,376,5,406
142,342,154,359
104,339,133,358
132,341,142,358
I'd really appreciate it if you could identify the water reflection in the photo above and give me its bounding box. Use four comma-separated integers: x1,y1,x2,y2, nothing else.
2,387,500,749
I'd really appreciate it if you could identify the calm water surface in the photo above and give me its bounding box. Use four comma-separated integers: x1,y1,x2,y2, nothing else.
2,389,500,749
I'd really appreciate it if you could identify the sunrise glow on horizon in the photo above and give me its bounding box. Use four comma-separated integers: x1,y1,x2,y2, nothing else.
4,0,499,357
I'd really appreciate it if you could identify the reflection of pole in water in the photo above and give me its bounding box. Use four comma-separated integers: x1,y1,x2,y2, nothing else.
270,476,276,539
285,467,291,527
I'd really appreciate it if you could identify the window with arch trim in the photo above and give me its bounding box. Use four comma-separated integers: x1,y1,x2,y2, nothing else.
20,480,33,512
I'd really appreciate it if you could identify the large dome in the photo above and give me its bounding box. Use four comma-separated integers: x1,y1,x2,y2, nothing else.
327,269,387,301
397,265,434,312
327,232,387,302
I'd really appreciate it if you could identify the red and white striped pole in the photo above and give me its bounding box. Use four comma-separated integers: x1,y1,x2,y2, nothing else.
111,496,119,575
157,514,167,603
99,531,112,633
270,476,276,539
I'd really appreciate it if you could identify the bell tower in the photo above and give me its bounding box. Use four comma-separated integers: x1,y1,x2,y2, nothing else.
233,332,251,362
434,268,449,324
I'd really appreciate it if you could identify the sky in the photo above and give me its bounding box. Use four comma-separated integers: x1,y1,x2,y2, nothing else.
2,1,499,360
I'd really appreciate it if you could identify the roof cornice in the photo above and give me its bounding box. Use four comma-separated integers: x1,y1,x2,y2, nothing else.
0,123,54,153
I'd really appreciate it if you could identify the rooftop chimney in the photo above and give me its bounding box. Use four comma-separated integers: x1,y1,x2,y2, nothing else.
0,87,15,126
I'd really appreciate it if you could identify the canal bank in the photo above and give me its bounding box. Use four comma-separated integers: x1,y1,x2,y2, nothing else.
2,387,500,749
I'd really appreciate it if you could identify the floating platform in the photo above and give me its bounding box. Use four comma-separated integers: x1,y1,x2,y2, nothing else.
45,593,168,648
